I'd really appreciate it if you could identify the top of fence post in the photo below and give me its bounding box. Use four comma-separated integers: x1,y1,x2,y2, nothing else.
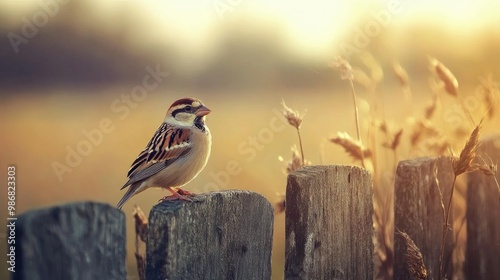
466,134,500,279
146,190,274,280
284,165,373,280
14,201,126,280
394,156,454,280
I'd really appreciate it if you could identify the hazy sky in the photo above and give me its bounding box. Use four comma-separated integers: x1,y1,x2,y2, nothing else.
3,0,498,59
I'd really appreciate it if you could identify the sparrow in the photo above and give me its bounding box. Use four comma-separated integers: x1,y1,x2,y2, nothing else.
117,97,212,209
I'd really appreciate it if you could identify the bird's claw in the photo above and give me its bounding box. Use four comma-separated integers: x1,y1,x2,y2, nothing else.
158,187,195,203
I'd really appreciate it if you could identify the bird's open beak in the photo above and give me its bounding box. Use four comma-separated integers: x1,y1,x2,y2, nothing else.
195,105,211,117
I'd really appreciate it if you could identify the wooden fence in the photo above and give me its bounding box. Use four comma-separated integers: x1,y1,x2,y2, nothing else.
12,136,500,280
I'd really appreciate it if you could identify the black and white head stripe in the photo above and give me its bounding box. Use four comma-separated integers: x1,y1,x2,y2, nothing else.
169,98,203,117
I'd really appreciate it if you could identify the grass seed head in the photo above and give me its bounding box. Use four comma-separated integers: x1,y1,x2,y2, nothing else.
281,100,304,129
424,94,438,120
430,57,459,97
397,230,428,280
284,145,310,174
452,119,482,176
331,56,354,81
383,128,403,150
393,62,409,87
475,155,498,176
330,131,372,160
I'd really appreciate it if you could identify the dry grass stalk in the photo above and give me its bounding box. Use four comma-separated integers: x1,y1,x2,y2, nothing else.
330,131,371,160
393,62,409,87
281,100,306,165
479,74,497,119
475,155,500,202
396,230,428,280
331,57,365,167
440,120,482,279
410,119,440,147
284,145,311,174
425,94,438,120
331,56,354,81
133,205,148,280
452,119,482,176
377,120,388,134
393,62,413,115
383,128,403,150
430,57,458,97
374,205,394,279
476,164,497,176
281,100,303,130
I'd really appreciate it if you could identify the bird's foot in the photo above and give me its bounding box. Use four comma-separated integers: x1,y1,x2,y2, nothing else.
176,188,195,196
158,187,194,203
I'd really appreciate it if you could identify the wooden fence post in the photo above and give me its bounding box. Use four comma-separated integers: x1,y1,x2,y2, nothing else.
284,165,373,280
466,135,500,279
14,202,126,280
394,157,454,279
146,190,273,280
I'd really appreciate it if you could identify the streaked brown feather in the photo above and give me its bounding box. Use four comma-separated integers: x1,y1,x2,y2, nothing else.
126,123,191,181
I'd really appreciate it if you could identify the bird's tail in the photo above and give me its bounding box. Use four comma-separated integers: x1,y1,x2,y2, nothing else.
117,184,139,209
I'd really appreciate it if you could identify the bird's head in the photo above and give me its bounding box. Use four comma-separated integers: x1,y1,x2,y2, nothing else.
165,97,211,129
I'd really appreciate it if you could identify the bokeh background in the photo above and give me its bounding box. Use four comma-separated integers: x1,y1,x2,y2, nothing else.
1,0,499,279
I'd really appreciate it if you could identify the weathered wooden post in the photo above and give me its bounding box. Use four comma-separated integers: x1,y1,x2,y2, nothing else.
394,157,454,279
466,135,500,279
284,165,373,280
14,202,126,280
146,190,274,280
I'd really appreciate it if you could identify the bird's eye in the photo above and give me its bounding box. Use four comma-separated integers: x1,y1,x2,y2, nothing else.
184,106,192,112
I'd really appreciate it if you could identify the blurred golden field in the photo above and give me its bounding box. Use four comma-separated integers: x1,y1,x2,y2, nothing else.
1,1,500,279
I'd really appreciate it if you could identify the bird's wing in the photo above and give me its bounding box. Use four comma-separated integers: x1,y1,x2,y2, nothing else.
121,124,191,189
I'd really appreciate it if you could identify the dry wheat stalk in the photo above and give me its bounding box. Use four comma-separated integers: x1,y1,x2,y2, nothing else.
430,57,458,97
281,100,303,130
374,204,394,280
393,62,409,87
284,145,310,174
331,56,354,81
396,230,428,280
425,94,438,120
475,155,500,202
330,131,372,160
440,120,482,279
452,119,482,176
377,120,388,134
479,74,497,119
383,128,403,150
281,100,306,165
331,57,365,167
276,144,311,213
